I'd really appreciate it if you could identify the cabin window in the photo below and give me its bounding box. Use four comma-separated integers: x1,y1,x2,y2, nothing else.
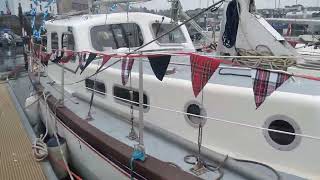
85,78,106,95
113,85,149,110
90,23,143,51
62,33,75,51
41,36,47,52
152,23,186,44
51,32,59,50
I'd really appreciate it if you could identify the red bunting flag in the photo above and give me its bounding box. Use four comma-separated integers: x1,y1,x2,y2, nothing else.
40,51,52,62
190,54,220,97
121,58,135,86
60,51,75,63
251,69,291,109
97,55,112,72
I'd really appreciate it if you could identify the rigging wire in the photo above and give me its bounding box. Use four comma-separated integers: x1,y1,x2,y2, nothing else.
129,0,226,54
63,84,320,141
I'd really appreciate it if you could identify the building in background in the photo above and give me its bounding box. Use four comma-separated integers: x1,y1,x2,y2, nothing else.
72,0,89,11
55,0,89,14
0,0,58,16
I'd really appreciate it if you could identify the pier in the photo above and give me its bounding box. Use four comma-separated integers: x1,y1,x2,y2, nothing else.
0,83,46,180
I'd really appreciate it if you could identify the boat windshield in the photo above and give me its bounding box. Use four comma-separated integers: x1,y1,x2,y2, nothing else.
152,23,186,44
90,23,144,51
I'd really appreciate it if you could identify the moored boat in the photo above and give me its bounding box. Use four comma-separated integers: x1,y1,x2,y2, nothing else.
27,0,320,179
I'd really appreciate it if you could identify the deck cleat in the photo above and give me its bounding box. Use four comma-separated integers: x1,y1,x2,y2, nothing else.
190,159,209,176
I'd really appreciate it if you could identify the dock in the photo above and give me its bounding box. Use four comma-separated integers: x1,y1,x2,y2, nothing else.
0,83,46,180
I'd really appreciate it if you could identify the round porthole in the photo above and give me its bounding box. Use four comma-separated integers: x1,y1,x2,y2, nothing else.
184,101,207,127
263,115,301,151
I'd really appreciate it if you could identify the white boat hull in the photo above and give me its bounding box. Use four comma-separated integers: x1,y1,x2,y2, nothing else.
45,60,320,179
38,99,130,180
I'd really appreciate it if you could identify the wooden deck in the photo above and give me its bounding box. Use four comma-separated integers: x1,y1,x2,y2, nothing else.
0,84,46,180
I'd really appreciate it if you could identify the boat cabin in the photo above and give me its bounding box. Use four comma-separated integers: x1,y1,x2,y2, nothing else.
45,12,195,54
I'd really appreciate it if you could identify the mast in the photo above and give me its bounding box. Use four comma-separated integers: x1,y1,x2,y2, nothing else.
88,0,93,14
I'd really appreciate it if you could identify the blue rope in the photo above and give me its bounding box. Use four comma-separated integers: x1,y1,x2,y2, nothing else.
130,149,145,180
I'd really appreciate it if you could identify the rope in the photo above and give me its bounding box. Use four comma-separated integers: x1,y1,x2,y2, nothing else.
32,134,48,161
42,92,76,180
234,48,296,70
233,158,280,180
130,147,145,180
32,92,50,161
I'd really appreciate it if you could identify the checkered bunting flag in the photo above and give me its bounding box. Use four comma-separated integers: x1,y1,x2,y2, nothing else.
190,54,221,97
251,69,292,109
121,58,135,86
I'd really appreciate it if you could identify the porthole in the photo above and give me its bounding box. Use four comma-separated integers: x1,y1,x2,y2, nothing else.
269,120,295,145
184,101,207,127
263,115,301,151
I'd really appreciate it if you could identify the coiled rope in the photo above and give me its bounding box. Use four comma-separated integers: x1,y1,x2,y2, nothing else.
32,92,50,161
234,48,296,70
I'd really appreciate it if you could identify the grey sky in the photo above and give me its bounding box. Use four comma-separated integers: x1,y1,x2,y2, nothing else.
139,0,320,10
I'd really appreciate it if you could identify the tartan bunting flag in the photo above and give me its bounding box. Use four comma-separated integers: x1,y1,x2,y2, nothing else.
121,58,135,86
190,54,220,97
78,52,86,70
251,69,292,109
148,55,171,81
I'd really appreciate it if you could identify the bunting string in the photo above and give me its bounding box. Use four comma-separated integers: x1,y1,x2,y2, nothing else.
29,41,320,109
29,41,320,83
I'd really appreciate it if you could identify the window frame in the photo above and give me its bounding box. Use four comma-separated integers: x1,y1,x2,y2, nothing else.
113,84,149,112
85,78,106,96
90,23,144,51
51,32,59,51
62,32,75,51
150,22,187,45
